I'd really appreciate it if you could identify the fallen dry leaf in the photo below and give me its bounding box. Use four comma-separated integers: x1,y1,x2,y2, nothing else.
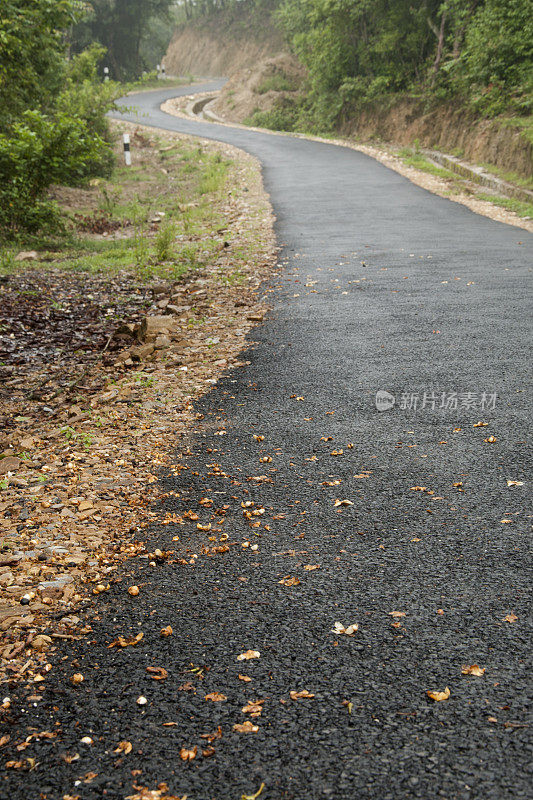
108,632,144,649
238,674,252,682
427,687,450,702
303,564,320,571
200,726,222,743
128,586,140,596
146,667,168,681
278,575,300,587
233,720,259,733
237,650,260,661
114,740,133,755
179,746,197,761
334,499,353,507
502,613,518,623
331,622,359,635
484,436,497,443
388,611,406,618
242,783,265,800
160,626,173,637
506,479,524,487
289,690,315,700
205,692,227,702
461,665,486,676
71,673,84,685
242,699,264,717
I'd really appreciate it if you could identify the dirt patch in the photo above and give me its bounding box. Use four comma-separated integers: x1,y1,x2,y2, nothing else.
164,11,284,78
340,100,532,181
212,54,306,124
0,123,277,689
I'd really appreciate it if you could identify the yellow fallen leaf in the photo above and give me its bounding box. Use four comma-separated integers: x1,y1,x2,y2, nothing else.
238,674,252,682
114,740,133,755
242,700,264,716
334,499,353,507
180,745,197,761
331,622,359,635
461,665,486,676
506,480,524,487
237,650,260,661
146,667,168,681
205,692,227,702
304,564,320,571
160,626,173,637
233,720,259,733
108,632,144,649
427,687,450,702
278,575,300,586
289,690,315,700
242,783,265,800
473,421,488,427
71,673,84,685
503,613,517,623
388,611,406,618
484,436,497,443
128,586,140,596
500,519,513,524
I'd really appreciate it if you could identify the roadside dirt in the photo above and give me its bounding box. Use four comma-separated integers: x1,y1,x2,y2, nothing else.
0,123,277,691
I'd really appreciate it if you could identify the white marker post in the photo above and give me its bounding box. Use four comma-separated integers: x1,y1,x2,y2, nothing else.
156,63,161,79
103,66,109,82
123,133,131,166
161,64,166,78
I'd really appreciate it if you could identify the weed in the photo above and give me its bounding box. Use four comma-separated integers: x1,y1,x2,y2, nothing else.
155,220,176,261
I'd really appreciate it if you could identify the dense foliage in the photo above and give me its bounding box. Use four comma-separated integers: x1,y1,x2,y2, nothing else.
0,0,119,239
71,0,176,80
275,0,533,129
176,0,532,131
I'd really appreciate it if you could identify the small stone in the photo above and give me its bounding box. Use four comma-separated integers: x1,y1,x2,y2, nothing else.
154,334,171,349
14,251,38,262
0,457,21,475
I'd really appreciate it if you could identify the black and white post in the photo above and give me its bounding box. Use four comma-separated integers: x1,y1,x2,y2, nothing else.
123,133,131,167
103,66,109,82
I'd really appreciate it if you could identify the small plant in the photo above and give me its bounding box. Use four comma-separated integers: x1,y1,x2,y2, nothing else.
134,372,155,388
99,185,121,215
155,220,175,262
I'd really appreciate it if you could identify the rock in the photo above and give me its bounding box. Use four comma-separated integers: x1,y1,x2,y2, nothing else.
157,298,170,309
130,343,155,361
38,575,74,590
150,282,171,297
139,315,177,343
0,457,21,475
154,334,171,349
14,251,38,262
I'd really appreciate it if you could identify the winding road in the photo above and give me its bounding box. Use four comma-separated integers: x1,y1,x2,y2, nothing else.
8,84,532,799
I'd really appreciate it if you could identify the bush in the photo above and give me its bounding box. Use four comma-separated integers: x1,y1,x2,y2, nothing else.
0,110,112,238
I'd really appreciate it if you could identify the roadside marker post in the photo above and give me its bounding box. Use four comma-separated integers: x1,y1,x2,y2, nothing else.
103,66,109,82
123,133,131,166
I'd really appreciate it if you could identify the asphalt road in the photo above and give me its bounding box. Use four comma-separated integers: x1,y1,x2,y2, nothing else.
4,85,532,800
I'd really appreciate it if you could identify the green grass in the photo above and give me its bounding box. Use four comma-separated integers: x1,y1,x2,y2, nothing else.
398,149,457,180
478,163,533,192
0,135,232,282
254,74,298,95
476,193,533,219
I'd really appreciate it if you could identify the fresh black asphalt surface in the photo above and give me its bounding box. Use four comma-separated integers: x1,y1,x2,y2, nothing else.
3,84,532,799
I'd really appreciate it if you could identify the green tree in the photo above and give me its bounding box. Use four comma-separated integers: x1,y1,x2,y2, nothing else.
71,0,176,80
